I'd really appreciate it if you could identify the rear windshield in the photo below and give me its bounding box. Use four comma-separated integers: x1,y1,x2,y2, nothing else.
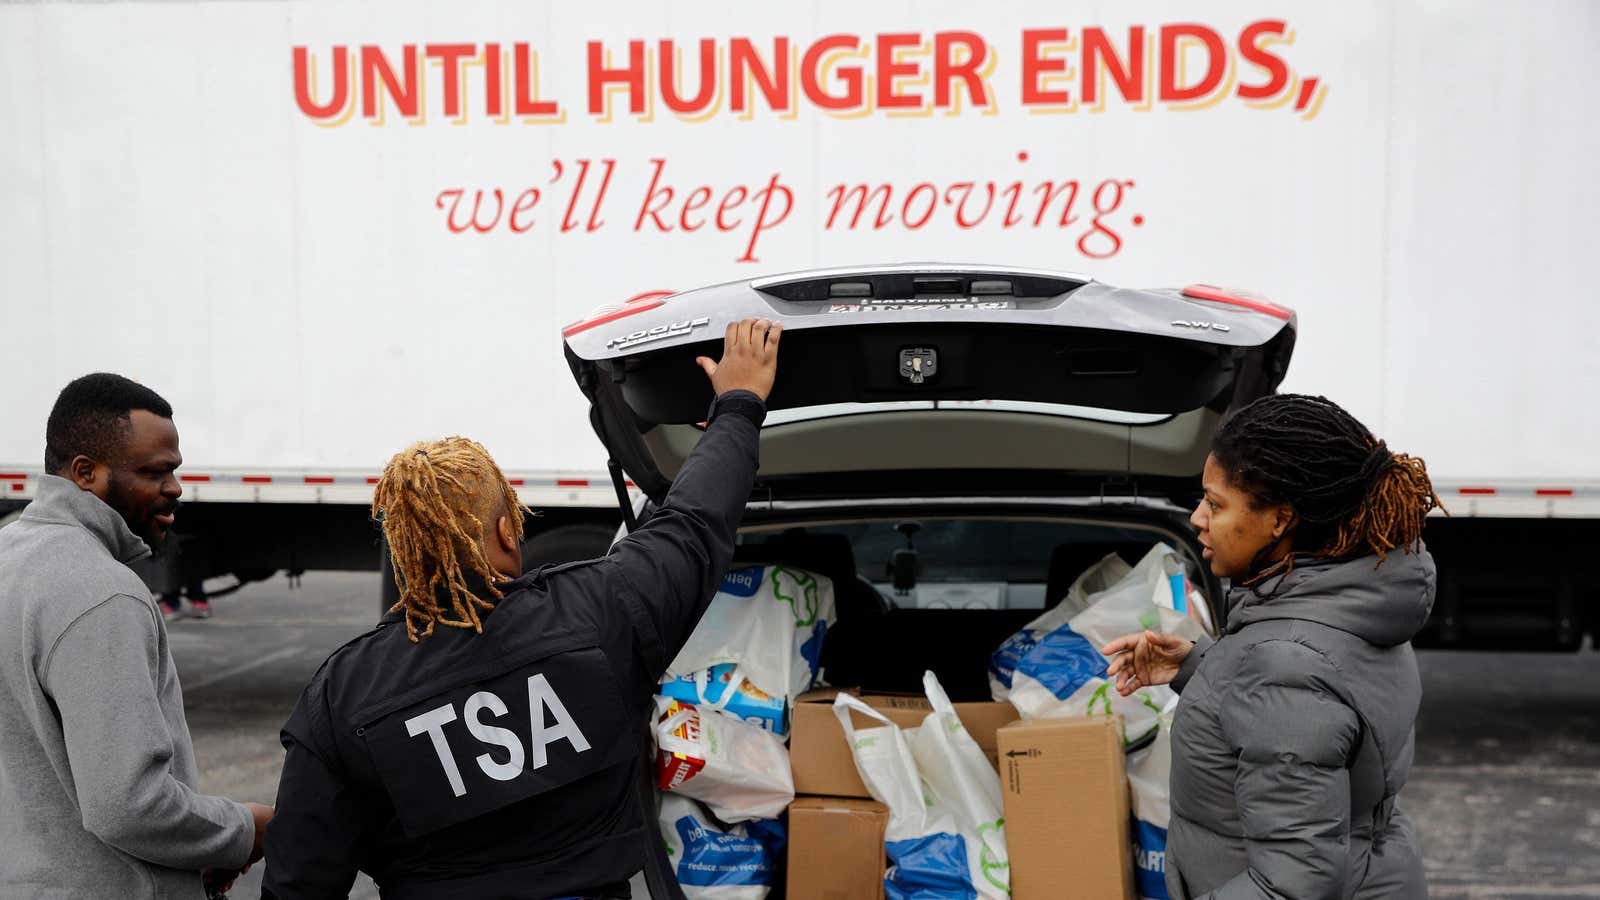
738,516,1198,611
732,514,1210,700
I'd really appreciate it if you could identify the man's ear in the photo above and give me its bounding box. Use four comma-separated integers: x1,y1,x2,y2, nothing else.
497,514,518,556
67,455,101,492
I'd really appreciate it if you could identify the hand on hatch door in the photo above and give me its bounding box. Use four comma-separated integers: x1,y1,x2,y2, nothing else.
696,318,782,402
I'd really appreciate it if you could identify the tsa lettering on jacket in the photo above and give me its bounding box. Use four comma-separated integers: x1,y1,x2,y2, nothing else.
363,645,636,837
404,674,591,798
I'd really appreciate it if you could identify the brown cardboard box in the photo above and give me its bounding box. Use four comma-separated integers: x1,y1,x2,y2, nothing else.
786,796,889,900
789,692,1018,798
998,716,1135,900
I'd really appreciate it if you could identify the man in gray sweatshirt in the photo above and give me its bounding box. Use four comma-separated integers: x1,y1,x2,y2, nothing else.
0,373,272,898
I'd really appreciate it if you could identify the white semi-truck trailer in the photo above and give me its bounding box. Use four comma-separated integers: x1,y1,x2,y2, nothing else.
3,0,1596,649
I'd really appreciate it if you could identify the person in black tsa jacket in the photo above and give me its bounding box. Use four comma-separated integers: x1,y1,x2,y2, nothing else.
261,319,782,900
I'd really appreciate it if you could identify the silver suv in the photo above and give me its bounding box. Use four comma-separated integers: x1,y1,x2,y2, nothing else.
562,264,1298,897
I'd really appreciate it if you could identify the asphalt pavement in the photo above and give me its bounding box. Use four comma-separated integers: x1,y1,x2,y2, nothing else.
169,572,1600,899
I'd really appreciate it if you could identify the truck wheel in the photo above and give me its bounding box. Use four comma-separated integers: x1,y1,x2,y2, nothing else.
521,523,618,570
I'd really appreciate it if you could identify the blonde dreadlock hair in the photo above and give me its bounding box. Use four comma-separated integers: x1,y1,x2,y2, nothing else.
373,436,530,643
1210,394,1445,588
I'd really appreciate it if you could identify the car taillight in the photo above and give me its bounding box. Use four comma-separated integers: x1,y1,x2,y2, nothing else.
562,290,675,338
1180,284,1294,321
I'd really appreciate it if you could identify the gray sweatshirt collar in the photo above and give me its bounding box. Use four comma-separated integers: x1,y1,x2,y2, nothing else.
24,474,152,566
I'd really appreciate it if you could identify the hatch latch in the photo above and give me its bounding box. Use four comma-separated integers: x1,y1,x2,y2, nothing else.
899,348,938,385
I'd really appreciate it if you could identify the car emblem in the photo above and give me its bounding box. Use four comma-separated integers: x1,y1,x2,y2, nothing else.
606,316,712,350
1171,320,1231,332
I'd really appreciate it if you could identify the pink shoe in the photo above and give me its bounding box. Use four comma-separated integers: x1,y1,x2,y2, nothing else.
190,599,213,619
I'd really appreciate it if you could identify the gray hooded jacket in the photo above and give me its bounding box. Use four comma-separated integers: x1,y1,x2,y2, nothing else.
1165,547,1435,900
0,475,254,898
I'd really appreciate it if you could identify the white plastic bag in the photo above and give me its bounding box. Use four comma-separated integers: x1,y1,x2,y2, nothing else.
1128,698,1177,900
667,564,837,702
658,793,786,899
993,545,1203,746
655,697,794,823
832,672,1010,900
1062,551,1134,621
987,551,1127,700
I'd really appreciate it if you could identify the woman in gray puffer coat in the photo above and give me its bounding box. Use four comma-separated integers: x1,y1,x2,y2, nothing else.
1103,394,1442,899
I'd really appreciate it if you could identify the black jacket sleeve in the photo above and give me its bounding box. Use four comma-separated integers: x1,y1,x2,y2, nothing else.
261,679,364,900
598,389,765,678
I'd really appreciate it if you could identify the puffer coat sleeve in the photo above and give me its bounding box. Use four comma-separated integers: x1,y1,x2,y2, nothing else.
1197,638,1363,900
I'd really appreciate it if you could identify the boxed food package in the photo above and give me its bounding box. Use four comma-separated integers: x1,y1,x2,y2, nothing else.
789,692,1018,798
660,663,789,735
786,796,889,900
997,716,1135,900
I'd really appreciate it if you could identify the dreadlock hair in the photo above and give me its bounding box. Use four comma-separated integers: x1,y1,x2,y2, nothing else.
372,436,530,643
1210,394,1443,586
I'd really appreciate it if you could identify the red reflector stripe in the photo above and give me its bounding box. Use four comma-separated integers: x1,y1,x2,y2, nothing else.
366,477,381,485
0,472,26,480
1181,284,1294,321
561,291,672,338
557,479,590,487
624,480,636,488
508,479,526,486
242,476,272,484
10,484,23,492
304,477,335,485
1537,489,1575,497
180,475,211,483
1458,487,1496,496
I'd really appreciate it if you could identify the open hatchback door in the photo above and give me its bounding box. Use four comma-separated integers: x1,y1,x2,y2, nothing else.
564,265,1296,506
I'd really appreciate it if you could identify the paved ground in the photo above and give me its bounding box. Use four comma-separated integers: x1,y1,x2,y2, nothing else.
172,572,1600,899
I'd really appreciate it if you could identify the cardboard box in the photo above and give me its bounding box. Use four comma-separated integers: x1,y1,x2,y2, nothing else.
787,796,889,900
998,716,1135,900
789,692,1018,798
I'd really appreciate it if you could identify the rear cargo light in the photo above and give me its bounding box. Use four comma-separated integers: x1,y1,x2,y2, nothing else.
562,290,674,338
1181,284,1294,320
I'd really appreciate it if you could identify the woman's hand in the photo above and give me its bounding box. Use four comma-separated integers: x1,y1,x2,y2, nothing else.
1101,630,1195,697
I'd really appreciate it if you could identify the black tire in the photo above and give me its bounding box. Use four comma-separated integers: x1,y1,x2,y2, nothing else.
520,523,618,570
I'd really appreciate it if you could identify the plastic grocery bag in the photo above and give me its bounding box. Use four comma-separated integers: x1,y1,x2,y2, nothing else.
987,551,1127,700
1128,698,1177,900
660,663,789,735
991,545,1203,747
832,672,1009,900
668,564,837,702
658,793,786,899
655,697,794,823
1061,551,1134,621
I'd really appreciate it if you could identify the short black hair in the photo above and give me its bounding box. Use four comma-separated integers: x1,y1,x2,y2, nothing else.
45,373,174,474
